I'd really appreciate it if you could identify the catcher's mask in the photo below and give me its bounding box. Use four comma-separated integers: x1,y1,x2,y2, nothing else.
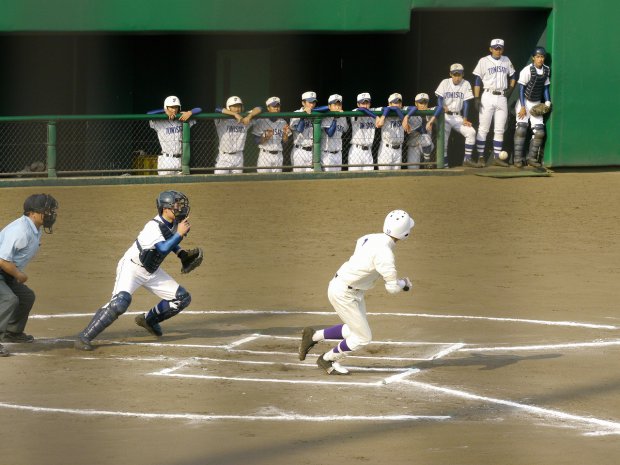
23,193,59,234
157,190,190,221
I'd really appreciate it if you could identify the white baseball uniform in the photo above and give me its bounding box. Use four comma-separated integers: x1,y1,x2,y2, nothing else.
515,63,551,127
473,55,515,154
149,119,196,175
252,117,289,173
377,108,405,171
348,109,376,171
214,118,254,174
434,78,477,161
320,116,349,172
290,110,314,172
404,109,435,169
113,215,180,301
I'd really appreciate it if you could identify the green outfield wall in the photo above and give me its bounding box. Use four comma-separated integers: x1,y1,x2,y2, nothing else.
0,0,618,167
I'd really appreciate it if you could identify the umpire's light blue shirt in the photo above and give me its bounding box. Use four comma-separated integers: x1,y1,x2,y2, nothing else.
0,216,41,271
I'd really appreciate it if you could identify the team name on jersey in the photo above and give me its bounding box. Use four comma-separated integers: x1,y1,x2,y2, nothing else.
444,91,465,99
390,120,401,129
165,126,182,135
227,125,246,133
487,65,509,75
359,121,375,130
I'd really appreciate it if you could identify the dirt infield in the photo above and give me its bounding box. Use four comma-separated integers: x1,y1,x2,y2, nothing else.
1,171,619,465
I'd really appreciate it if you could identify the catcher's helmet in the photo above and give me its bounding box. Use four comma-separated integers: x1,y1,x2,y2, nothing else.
532,46,547,57
157,190,190,221
383,210,415,240
23,193,59,234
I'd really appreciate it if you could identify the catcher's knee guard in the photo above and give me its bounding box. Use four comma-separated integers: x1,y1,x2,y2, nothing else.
80,291,132,341
155,286,191,322
514,122,528,161
528,124,546,159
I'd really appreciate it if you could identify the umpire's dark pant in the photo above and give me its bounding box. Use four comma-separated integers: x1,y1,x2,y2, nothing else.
0,273,36,336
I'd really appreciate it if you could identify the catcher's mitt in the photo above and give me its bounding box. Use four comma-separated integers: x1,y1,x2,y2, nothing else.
180,248,203,274
529,103,551,117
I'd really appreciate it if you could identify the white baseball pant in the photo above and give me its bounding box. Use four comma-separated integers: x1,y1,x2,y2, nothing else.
112,257,179,301
215,151,243,174
347,145,374,171
327,277,372,351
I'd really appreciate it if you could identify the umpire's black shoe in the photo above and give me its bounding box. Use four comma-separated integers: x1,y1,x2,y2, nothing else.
135,314,163,337
74,335,94,351
1,331,34,343
316,353,350,375
0,344,10,357
299,327,317,361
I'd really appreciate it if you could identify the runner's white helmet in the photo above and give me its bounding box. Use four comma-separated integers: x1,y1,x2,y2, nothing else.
383,210,415,240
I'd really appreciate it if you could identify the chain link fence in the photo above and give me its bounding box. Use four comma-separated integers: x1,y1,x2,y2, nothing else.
0,112,442,178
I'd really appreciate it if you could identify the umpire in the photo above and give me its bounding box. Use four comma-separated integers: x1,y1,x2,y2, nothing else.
0,194,58,356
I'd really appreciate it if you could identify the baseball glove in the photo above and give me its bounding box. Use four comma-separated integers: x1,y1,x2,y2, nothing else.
179,248,203,274
530,103,551,116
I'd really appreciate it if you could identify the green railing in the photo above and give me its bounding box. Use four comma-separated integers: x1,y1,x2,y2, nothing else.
0,111,444,178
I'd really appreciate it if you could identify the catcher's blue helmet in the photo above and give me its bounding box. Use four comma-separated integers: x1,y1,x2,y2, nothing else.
533,46,547,57
157,190,190,220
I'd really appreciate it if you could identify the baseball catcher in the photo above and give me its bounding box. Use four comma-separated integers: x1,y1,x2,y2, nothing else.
179,247,203,273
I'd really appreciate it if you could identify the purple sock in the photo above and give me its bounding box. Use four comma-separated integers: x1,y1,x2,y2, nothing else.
323,324,344,340
332,339,351,354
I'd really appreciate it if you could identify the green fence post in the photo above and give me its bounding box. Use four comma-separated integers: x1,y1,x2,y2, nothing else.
312,117,322,172
436,113,445,169
46,121,57,178
182,121,190,175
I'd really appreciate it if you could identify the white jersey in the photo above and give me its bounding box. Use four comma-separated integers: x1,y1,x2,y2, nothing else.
252,117,289,151
215,118,254,153
149,119,196,155
405,107,435,147
321,116,349,152
290,109,314,146
435,78,474,113
377,107,405,144
349,109,376,146
335,233,401,293
473,55,516,91
122,215,173,263
518,64,551,87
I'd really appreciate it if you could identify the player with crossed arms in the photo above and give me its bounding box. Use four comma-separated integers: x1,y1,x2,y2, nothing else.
513,46,552,168
290,91,318,172
434,63,478,168
375,93,407,170
347,92,376,171
473,38,516,167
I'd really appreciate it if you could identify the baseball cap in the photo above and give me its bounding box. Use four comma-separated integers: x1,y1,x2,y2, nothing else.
450,63,464,73
301,91,317,102
490,38,504,48
164,96,181,108
388,92,402,103
265,96,281,107
357,92,371,102
226,96,243,108
415,93,429,102
328,94,343,104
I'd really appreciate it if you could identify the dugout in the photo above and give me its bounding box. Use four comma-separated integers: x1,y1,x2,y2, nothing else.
0,0,618,168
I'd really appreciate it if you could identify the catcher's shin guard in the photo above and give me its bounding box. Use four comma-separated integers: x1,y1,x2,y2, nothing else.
80,291,132,341
527,124,545,163
147,286,191,324
514,122,528,162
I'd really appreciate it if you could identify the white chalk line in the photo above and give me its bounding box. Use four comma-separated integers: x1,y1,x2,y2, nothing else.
460,339,620,352
29,309,617,330
0,402,449,423
399,379,620,436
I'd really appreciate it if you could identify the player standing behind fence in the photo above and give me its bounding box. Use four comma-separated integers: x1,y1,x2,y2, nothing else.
513,47,552,168
473,38,516,167
375,93,406,170
319,94,349,172
348,92,377,171
433,63,478,168
214,96,262,174
403,93,438,169
290,91,318,172
252,96,291,173
0,194,58,357
298,210,414,375
74,191,203,351
149,96,196,175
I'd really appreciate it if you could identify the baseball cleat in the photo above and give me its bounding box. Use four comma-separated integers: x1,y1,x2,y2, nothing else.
317,353,350,375
74,335,94,351
477,156,486,168
490,157,509,167
135,314,163,337
463,158,479,168
514,160,523,168
527,159,542,168
299,327,317,361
